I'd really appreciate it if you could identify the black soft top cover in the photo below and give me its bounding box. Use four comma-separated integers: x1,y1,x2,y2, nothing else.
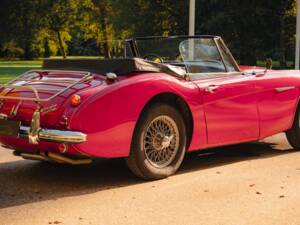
42,58,186,78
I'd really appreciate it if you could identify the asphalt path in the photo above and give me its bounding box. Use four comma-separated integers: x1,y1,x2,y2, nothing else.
1,133,300,225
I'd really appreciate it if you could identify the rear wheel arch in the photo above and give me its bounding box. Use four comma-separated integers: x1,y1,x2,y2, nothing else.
136,92,194,149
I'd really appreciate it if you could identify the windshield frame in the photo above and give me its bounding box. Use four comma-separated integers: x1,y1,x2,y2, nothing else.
126,35,241,76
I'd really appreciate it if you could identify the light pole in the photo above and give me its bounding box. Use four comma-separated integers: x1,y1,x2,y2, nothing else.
189,0,195,36
188,0,196,60
296,0,300,69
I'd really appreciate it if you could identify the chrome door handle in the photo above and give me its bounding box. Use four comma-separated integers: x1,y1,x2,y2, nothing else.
205,85,219,93
275,86,295,92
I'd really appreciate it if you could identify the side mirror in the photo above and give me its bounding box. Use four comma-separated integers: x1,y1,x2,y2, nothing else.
265,58,273,70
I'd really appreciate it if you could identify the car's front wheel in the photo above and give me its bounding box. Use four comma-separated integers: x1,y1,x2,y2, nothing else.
126,103,187,180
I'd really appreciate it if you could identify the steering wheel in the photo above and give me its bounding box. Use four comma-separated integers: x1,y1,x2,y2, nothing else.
143,54,164,63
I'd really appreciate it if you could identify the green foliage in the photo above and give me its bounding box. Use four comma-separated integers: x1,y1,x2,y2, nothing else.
197,0,296,66
38,0,94,58
0,0,297,67
1,41,24,59
110,0,188,37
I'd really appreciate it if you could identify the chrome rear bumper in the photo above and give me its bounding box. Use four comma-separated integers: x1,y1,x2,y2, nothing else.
19,126,87,144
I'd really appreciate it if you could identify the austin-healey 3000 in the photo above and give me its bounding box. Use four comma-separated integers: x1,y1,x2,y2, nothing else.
0,36,299,180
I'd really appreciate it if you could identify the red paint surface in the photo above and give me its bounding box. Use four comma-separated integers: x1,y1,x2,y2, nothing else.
0,69,299,158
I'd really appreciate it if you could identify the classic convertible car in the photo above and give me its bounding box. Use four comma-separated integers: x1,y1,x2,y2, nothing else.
0,35,300,180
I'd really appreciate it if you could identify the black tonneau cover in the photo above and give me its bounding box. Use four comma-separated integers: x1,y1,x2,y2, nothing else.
42,58,186,78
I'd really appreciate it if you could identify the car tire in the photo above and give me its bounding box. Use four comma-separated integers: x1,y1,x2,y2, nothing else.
126,103,187,180
286,105,300,150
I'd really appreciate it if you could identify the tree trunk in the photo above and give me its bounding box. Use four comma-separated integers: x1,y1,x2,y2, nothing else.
98,2,110,58
23,44,32,60
23,38,33,60
44,39,51,58
56,30,66,58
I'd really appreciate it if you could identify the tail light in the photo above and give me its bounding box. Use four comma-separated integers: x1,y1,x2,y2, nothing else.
71,95,81,107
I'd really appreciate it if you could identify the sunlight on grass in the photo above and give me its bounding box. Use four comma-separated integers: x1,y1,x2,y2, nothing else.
0,61,42,84
0,58,101,84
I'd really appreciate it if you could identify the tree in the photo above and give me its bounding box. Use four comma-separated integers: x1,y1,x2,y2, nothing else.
0,0,297,64
196,0,296,67
91,0,114,58
0,0,40,59
110,0,188,37
39,0,93,58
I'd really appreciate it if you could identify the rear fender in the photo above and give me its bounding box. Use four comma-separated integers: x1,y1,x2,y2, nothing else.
69,73,204,158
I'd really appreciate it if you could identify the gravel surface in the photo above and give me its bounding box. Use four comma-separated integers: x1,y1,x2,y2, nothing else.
1,133,300,225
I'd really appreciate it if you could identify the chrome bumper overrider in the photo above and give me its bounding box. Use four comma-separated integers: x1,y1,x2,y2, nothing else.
19,126,87,144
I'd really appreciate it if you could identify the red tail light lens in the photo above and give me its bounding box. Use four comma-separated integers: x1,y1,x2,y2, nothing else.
71,95,81,107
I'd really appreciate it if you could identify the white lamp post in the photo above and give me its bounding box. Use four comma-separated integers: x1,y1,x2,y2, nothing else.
189,0,195,36
188,0,196,60
295,0,300,69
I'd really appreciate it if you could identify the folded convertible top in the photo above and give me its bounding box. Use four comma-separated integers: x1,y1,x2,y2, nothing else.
43,58,186,78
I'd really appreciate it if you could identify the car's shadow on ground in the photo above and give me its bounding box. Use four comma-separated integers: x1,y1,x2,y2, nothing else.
0,138,295,209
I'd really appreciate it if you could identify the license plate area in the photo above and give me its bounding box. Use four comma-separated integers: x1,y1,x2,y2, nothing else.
0,119,21,136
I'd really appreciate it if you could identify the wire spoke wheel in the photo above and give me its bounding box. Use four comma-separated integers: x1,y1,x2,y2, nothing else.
142,115,180,168
126,103,186,180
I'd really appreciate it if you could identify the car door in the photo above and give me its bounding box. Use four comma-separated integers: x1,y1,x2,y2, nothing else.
253,72,299,138
195,75,259,146
180,37,259,146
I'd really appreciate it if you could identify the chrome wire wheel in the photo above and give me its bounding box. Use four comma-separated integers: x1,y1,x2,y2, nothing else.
126,103,187,180
142,115,180,168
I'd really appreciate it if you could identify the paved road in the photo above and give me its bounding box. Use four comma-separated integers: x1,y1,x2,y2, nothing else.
1,133,300,225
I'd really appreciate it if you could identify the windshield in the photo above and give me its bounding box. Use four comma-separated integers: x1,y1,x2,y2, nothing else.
133,36,239,74
134,37,184,62
179,38,226,73
93,36,239,75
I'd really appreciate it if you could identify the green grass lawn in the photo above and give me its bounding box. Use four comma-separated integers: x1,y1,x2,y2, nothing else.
0,60,42,84
0,57,100,84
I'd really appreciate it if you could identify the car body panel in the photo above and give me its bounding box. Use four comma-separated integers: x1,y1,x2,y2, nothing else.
193,74,260,146
2,68,300,158
68,72,206,157
254,71,299,138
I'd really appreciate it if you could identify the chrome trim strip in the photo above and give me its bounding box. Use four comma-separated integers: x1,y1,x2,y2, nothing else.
19,126,87,143
275,86,296,92
214,37,228,72
218,38,241,72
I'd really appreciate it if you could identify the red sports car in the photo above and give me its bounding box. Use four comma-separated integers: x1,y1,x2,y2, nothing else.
0,36,299,180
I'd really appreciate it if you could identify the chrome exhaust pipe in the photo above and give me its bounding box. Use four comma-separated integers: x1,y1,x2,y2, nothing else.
20,153,52,162
47,152,92,165
19,152,92,165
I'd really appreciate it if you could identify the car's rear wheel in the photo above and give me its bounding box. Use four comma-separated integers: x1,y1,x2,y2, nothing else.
286,105,300,150
126,103,187,180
